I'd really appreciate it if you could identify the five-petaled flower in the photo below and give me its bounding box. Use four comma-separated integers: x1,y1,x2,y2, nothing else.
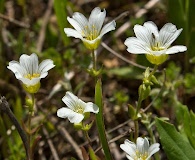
7,53,55,93
57,91,99,124
120,137,160,160
124,21,187,65
64,7,116,50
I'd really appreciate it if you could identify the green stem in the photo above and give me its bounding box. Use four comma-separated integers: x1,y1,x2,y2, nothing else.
92,49,97,71
145,124,160,160
27,94,35,160
95,79,113,160
134,65,158,140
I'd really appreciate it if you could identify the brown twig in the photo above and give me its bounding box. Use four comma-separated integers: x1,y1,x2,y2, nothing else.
42,127,60,160
101,42,148,70
0,13,30,28
36,0,53,52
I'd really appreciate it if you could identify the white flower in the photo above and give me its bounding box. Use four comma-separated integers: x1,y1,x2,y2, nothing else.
57,91,99,124
64,7,116,50
124,21,187,65
7,53,55,90
120,137,160,160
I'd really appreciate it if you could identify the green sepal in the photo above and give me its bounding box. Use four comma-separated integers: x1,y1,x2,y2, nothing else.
74,122,83,130
128,104,136,120
87,67,103,77
82,121,93,131
23,82,40,94
150,75,159,84
138,84,151,101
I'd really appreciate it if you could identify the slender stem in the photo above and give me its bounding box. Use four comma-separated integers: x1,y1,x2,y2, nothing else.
0,97,31,160
27,94,35,160
134,65,158,140
92,49,97,71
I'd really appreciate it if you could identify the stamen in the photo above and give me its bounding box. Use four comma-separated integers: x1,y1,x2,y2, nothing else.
74,105,84,114
82,24,99,40
24,73,40,80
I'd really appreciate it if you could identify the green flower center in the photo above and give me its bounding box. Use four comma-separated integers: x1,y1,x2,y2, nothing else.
82,25,99,41
74,105,84,114
24,73,40,80
151,42,165,51
135,150,148,160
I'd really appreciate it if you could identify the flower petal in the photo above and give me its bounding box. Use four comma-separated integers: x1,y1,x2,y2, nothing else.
57,107,84,123
20,53,39,75
62,91,79,110
134,24,153,47
120,139,136,158
159,23,182,48
67,17,84,33
125,37,150,54
165,45,187,54
72,12,88,29
143,21,159,38
19,77,40,86
89,7,106,33
7,61,26,79
99,20,116,38
147,143,160,159
84,102,99,113
64,28,83,39
38,59,55,77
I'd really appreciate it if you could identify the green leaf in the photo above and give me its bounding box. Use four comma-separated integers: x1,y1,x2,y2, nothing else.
53,0,70,45
95,79,112,160
155,118,195,160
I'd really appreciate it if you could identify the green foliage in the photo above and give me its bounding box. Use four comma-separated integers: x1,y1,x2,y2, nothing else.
156,118,195,160
175,102,195,149
53,0,70,45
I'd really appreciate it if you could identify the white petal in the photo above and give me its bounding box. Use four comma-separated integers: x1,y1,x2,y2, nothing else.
165,45,187,54
125,37,150,54
7,61,27,78
143,21,159,38
57,107,84,123
67,17,84,33
159,23,182,48
126,155,134,160
20,53,39,75
134,24,153,47
142,138,150,154
84,102,99,113
120,139,136,157
72,12,88,29
64,28,83,39
57,107,73,118
99,20,116,38
136,137,145,153
38,59,55,77
89,7,106,33
147,143,160,159
62,91,79,110
20,77,40,86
